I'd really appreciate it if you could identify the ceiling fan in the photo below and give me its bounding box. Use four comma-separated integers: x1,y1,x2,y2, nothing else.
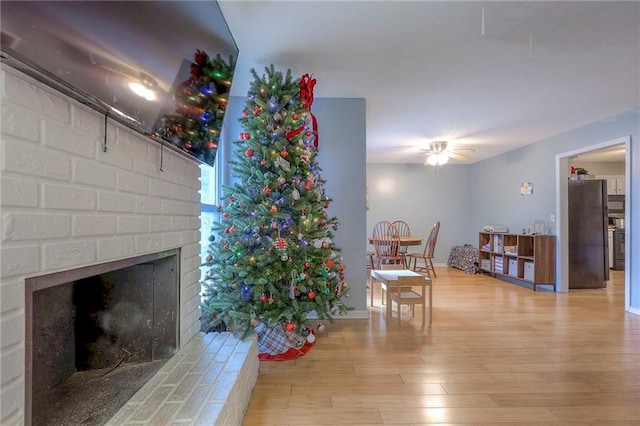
420,141,475,166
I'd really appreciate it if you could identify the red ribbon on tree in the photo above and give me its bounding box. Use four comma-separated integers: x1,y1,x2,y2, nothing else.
300,73,319,148
285,74,320,147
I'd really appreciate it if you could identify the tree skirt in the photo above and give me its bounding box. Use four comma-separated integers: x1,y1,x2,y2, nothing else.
254,321,316,361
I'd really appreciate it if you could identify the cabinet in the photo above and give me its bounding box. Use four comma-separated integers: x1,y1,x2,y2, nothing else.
600,175,625,195
479,232,556,291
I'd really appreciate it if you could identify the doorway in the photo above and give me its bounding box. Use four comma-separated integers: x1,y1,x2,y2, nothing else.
556,136,630,310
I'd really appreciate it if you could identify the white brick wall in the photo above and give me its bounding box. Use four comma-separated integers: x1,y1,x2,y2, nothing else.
0,65,203,425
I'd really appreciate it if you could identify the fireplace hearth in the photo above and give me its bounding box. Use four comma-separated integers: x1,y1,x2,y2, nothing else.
25,250,179,426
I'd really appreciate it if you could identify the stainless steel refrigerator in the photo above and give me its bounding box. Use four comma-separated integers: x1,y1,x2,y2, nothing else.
568,179,609,288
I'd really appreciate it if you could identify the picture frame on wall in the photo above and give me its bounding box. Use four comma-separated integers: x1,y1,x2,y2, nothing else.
520,181,533,195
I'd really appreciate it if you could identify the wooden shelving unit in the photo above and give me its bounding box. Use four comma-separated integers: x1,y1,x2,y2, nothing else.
479,232,556,291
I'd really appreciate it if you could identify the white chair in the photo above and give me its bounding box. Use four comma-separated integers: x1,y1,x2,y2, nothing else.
388,274,430,325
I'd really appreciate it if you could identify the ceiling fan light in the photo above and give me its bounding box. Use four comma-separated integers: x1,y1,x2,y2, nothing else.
438,154,449,165
426,154,439,166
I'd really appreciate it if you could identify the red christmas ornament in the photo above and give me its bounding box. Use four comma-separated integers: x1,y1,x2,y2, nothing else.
229,225,236,233
285,322,295,332
263,187,271,195
205,140,216,150
324,203,329,209
244,132,251,140
308,290,315,299
305,180,313,189
245,149,254,157
183,142,192,150
281,150,289,158
304,261,311,268
242,109,248,117
274,238,288,250
339,265,345,272
260,159,267,166
260,294,267,302
252,106,261,115
326,259,335,268
270,205,278,214
222,212,229,218
292,113,299,120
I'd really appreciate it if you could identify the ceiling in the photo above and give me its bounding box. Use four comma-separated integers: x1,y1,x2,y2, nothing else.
218,1,639,165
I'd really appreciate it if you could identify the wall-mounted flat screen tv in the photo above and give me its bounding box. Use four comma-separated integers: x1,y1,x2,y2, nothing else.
1,1,238,166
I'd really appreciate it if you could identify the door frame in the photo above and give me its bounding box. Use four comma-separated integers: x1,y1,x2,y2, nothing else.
555,136,630,309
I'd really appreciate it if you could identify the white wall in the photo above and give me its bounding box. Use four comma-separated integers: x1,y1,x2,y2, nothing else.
366,163,474,264
315,98,368,316
0,65,202,424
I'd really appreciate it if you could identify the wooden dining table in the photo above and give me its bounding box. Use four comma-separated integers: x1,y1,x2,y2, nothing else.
368,237,423,246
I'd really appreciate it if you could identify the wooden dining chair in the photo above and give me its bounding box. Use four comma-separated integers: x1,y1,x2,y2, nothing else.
371,221,403,269
391,220,411,267
406,220,440,278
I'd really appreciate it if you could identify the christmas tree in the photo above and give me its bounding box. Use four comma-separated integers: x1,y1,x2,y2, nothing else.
201,66,349,354
157,50,235,166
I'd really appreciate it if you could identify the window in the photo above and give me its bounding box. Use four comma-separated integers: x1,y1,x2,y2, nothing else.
200,158,220,284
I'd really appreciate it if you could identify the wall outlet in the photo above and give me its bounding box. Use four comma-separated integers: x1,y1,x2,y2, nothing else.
550,214,555,223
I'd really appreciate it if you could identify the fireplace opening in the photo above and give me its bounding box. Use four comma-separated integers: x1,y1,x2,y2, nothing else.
25,250,180,426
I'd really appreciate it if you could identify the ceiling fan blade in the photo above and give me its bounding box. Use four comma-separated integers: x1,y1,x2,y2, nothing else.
449,152,472,161
398,153,421,162
452,147,476,153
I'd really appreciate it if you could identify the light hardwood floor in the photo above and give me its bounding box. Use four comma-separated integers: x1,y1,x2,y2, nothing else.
242,268,639,425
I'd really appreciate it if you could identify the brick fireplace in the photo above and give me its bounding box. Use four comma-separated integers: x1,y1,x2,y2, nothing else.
0,65,204,424
25,250,179,425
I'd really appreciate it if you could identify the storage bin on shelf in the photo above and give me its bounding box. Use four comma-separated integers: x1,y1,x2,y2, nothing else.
508,258,518,277
494,255,503,273
523,261,535,281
